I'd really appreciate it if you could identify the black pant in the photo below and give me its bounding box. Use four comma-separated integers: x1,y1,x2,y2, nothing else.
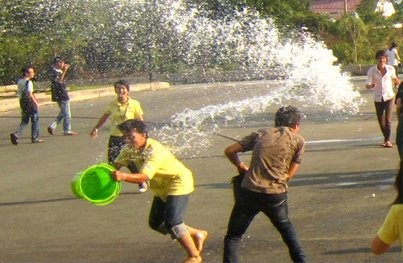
107,135,138,173
374,99,393,142
223,189,306,263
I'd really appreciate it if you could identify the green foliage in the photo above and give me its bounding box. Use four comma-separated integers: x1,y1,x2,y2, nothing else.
0,0,402,85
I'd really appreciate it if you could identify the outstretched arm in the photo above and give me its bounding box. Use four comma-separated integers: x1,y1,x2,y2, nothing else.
112,170,148,184
90,113,111,138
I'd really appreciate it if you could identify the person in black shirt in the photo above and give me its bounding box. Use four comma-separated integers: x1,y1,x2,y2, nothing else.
47,57,78,136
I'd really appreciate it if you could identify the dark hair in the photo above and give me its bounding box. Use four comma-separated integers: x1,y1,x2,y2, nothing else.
117,119,148,136
21,66,33,76
390,42,397,50
53,57,64,64
391,160,403,205
375,50,387,59
274,106,302,127
114,79,130,92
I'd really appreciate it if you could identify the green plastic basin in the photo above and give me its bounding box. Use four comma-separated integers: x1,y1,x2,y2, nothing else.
71,163,121,206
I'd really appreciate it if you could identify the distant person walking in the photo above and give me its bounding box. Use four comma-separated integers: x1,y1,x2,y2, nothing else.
371,159,403,255
223,106,306,263
10,66,43,145
386,42,401,76
47,57,78,136
366,50,400,148
90,79,146,192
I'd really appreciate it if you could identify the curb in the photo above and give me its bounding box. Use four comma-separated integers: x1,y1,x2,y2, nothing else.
0,82,170,113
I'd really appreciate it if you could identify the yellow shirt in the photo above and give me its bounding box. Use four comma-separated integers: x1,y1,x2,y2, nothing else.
105,98,143,137
115,138,194,200
377,204,403,250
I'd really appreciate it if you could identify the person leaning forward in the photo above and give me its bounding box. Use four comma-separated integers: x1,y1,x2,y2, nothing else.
111,119,208,263
223,106,306,263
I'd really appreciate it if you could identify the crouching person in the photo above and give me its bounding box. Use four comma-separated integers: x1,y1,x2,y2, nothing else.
111,119,208,263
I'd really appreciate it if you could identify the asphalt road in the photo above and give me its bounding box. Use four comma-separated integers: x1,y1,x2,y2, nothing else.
0,78,402,262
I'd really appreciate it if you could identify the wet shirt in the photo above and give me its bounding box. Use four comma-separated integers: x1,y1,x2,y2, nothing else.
104,98,143,137
50,68,69,102
240,127,305,194
367,65,396,102
377,204,403,251
115,138,194,200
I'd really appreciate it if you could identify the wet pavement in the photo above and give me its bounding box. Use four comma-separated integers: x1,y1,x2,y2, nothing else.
0,77,402,262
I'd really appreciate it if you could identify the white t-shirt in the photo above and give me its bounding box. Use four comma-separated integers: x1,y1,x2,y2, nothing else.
17,78,33,99
386,48,400,66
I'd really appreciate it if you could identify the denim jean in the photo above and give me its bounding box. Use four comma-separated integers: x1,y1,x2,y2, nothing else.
223,189,306,263
148,195,189,239
16,110,39,141
50,100,71,133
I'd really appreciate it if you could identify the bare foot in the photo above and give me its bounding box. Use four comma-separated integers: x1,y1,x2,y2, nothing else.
193,231,208,253
183,255,202,263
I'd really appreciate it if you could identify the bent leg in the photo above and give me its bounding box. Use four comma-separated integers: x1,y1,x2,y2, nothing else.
187,226,208,253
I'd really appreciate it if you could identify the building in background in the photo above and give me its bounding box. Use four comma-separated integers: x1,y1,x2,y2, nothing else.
309,0,363,19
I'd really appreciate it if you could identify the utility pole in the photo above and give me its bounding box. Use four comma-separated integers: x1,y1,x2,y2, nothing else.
344,0,348,14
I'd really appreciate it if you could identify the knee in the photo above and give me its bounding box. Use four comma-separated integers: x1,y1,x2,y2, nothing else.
272,218,292,229
169,223,189,239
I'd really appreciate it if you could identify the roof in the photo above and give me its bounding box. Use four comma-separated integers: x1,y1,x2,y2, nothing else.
309,0,363,18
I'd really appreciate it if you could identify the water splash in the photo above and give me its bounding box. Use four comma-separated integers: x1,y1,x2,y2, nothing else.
9,0,364,157
140,2,364,157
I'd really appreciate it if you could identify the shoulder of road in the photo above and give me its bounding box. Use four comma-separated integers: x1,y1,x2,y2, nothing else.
0,82,170,112
0,75,390,113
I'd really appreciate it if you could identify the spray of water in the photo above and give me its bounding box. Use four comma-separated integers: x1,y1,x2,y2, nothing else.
9,0,364,157
139,1,364,157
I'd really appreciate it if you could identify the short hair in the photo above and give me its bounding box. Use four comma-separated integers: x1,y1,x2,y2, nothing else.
53,57,64,64
375,50,387,59
274,106,302,127
21,66,33,76
117,119,148,136
114,79,130,92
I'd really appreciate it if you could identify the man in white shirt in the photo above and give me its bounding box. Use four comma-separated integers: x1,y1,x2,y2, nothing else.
386,42,401,76
366,50,400,148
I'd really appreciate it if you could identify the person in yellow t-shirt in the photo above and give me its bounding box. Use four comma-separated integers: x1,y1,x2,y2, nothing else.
111,119,208,263
90,79,146,192
371,160,403,255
